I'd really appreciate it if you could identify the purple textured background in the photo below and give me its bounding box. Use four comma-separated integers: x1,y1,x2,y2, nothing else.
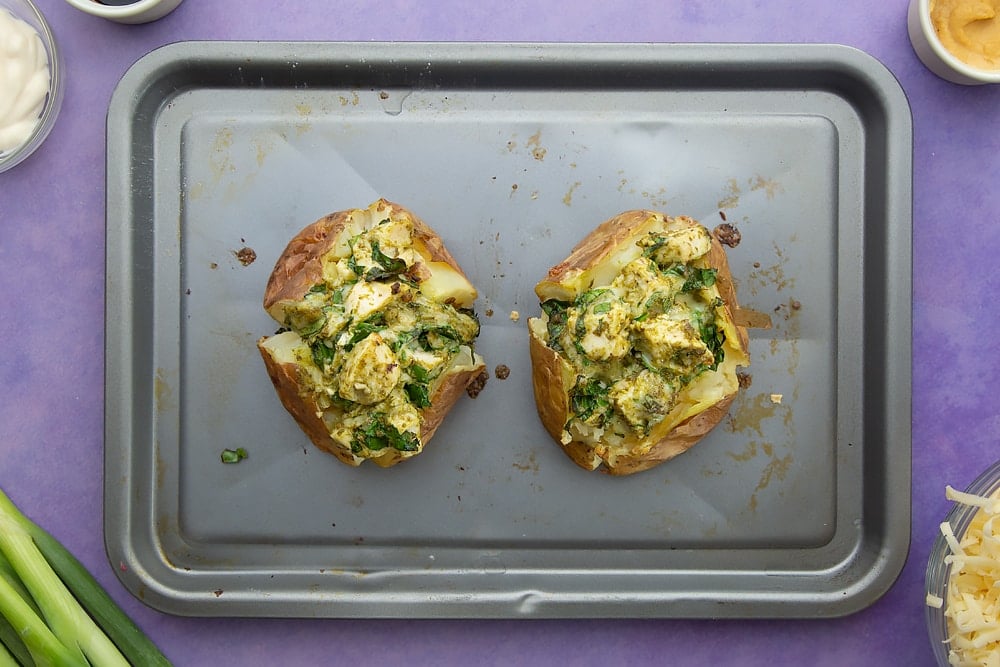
0,0,996,665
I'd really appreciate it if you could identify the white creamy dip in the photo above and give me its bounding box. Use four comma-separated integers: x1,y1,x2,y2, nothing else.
0,9,50,155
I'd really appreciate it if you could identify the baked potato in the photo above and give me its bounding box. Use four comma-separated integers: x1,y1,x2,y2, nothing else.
257,199,486,467
527,210,751,475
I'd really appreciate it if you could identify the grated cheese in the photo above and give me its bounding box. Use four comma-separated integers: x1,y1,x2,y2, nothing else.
932,484,1000,666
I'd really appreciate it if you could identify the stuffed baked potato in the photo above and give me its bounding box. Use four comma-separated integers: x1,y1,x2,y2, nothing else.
258,199,486,467
528,210,750,475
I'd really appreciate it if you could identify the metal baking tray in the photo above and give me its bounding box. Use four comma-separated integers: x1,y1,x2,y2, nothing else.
104,41,912,618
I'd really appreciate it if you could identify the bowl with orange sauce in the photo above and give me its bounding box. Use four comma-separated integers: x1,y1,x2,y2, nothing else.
908,0,1000,84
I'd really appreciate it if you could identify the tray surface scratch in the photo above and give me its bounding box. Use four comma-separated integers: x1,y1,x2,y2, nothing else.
104,41,912,618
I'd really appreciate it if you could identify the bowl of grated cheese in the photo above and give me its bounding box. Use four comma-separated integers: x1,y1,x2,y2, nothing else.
926,460,1000,666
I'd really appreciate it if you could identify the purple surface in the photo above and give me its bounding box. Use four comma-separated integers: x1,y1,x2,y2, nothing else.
0,0,994,664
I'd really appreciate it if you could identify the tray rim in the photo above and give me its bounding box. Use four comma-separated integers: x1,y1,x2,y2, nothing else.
103,40,912,619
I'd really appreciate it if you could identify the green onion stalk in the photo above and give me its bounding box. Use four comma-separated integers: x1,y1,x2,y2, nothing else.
0,487,171,666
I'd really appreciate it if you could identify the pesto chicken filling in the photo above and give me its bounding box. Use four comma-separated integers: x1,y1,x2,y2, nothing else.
539,224,730,447
273,215,481,458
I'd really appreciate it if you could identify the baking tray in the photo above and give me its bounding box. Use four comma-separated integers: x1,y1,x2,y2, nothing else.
104,42,912,618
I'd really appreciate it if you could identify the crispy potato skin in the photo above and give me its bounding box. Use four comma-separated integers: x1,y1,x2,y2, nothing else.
257,345,365,466
263,199,472,315
529,210,750,475
258,200,484,467
537,210,655,290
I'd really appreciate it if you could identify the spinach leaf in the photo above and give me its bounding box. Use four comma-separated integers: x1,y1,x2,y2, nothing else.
346,236,364,278
572,288,611,338
694,310,726,371
681,267,718,293
408,364,431,382
351,414,420,453
365,241,409,282
641,233,668,259
541,299,570,351
345,312,387,351
419,325,462,352
296,311,328,337
568,376,611,425
310,340,336,369
635,291,672,322
404,382,431,408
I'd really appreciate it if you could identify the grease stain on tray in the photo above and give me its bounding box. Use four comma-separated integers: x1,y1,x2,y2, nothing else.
562,181,581,206
338,91,360,107
717,174,784,210
526,130,546,161
209,127,236,183
154,368,174,413
512,451,539,473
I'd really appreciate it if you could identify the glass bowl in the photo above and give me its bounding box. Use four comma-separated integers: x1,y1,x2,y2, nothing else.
0,0,63,173
925,459,1000,665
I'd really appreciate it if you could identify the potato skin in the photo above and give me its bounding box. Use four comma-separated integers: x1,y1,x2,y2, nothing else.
258,200,485,467
263,199,473,317
529,210,750,475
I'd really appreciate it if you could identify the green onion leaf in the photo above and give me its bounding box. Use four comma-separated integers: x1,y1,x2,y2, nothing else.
221,448,248,464
0,489,171,666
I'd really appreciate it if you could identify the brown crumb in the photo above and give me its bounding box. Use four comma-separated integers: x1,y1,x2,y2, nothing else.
465,370,489,398
753,261,761,268
494,364,510,380
379,90,389,100
209,262,219,270
235,247,257,266
737,371,753,389
713,223,741,248
485,308,494,317
719,210,727,221
213,589,224,597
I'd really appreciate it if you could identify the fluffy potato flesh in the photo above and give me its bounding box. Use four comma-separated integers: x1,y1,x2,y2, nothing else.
258,200,485,467
528,211,750,474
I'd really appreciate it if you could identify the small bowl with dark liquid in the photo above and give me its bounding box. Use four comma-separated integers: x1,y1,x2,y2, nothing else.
63,0,183,23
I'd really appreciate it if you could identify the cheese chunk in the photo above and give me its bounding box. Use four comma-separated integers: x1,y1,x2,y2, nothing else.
337,333,400,405
344,280,396,320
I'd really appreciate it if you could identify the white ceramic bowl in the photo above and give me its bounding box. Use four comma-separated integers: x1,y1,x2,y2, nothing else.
0,0,63,173
907,0,1000,85
63,0,183,24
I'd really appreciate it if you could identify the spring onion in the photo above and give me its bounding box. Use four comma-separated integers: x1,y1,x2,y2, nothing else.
0,487,171,666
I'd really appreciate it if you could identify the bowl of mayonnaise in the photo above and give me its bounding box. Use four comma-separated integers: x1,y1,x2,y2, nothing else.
926,460,1000,665
0,0,63,173
908,0,1000,85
